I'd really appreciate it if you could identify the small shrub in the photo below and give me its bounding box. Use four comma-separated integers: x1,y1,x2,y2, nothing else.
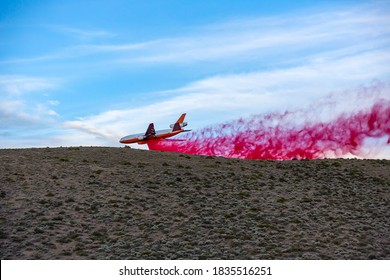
34,227,44,234
65,197,75,203
0,230,8,239
45,192,54,197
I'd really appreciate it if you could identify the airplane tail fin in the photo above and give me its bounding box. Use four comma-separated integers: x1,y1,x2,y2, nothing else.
176,113,186,124
145,123,156,136
172,122,182,132
170,113,187,132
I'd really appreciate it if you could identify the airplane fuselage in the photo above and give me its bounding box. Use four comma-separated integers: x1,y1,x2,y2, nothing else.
119,113,190,145
119,129,184,144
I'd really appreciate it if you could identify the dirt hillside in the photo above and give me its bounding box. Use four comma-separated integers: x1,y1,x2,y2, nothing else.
1,147,389,259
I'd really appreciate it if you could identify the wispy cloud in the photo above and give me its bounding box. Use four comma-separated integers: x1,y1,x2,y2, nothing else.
0,99,32,126
48,25,116,40
0,75,60,127
129,9,389,64
0,75,56,96
62,6,387,66
2,4,389,69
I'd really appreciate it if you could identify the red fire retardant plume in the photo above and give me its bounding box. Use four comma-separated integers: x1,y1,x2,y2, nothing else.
148,100,390,160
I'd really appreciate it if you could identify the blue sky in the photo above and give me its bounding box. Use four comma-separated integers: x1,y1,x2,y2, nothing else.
1,0,390,155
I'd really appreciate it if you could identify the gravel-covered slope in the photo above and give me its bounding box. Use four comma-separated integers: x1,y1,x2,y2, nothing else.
1,147,389,259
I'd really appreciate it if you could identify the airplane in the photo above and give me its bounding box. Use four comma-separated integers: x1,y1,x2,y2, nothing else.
119,113,190,145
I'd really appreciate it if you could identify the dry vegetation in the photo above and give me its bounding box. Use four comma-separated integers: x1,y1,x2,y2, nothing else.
1,147,389,259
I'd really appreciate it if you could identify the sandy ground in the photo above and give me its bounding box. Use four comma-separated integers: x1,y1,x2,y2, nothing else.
1,147,389,259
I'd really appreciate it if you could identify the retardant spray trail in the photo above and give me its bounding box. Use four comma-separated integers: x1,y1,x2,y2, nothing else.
148,99,390,160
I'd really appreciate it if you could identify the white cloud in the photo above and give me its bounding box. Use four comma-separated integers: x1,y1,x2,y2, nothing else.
48,100,60,106
48,25,116,41
0,75,60,127
0,75,57,96
47,110,59,117
36,104,60,118
99,5,390,66
0,99,32,126
3,3,389,69
64,119,117,140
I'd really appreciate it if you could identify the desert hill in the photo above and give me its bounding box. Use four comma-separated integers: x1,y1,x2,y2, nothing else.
1,147,389,259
